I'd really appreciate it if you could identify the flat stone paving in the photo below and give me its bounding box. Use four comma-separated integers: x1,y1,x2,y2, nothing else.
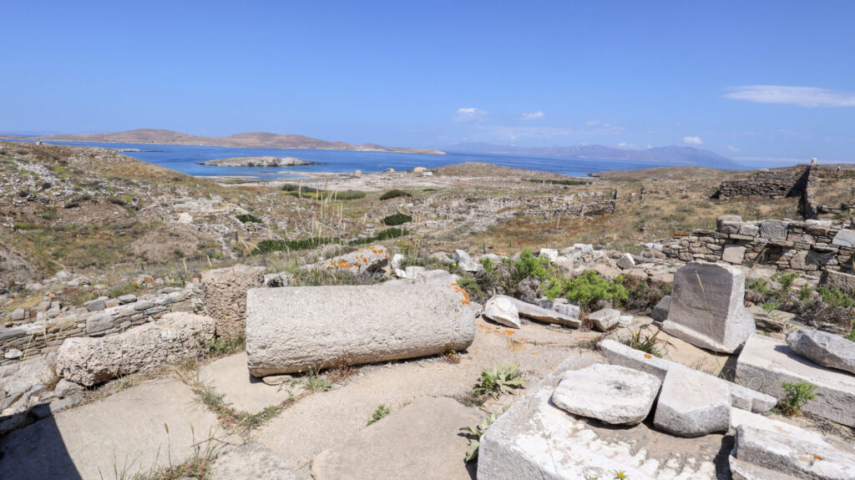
200,351,297,414
0,378,228,480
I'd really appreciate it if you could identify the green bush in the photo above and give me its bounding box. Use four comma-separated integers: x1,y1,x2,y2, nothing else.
380,189,412,200
817,287,855,309
474,364,525,399
236,214,262,223
382,213,412,226
559,270,628,309
778,381,816,416
252,236,339,254
348,228,409,245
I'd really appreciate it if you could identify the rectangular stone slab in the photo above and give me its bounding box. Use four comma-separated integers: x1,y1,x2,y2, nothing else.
477,357,726,480
736,334,855,428
246,284,478,376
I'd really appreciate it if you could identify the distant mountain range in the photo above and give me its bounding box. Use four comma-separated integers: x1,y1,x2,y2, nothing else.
446,143,737,167
22,129,445,155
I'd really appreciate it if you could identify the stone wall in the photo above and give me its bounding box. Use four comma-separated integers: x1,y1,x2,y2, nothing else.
716,166,811,201
654,215,855,274
428,195,617,218
0,286,202,366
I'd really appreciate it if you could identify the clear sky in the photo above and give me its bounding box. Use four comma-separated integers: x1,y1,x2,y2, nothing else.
2,1,854,164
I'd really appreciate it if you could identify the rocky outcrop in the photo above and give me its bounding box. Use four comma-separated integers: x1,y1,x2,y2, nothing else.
56,312,215,386
202,264,266,339
245,284,477,376
307,245,389,275
198,156,316,167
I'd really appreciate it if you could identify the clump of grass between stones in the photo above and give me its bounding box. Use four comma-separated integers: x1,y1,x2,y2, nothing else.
621,325,663,358
367,404,392,425
474,363,525,399
777,381,816,416
235,213,262,223
305,367,333,392
460,411,503,462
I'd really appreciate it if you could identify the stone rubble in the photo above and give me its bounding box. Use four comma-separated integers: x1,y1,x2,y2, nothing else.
482,295,521,329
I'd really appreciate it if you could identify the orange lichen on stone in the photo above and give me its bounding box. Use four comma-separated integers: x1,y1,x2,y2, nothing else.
644,354,653,359
450,283,471,306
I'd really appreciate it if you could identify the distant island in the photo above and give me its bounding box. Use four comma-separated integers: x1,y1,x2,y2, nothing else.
29,128,446,155
446,142,738,167
197,156,316,167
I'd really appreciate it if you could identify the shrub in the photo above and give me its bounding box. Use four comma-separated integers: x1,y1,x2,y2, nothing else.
817,287,855,309
474,363,525,399
560,270,628,310
380,189,411,200
460,411,502,462
382,213,412,226
778,381,816,416
236,214,262,223
348,228,408,245
252,236,339,254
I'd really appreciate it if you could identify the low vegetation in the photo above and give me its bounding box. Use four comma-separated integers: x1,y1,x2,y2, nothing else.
777,381,817,416
235,213,262,223
622,326,663,357
474,363,525,399
379,189,411,200
381,212,412,226
367,404,392,425
460,411,503,462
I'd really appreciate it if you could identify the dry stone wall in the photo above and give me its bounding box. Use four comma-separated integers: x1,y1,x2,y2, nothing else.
717,166,811,200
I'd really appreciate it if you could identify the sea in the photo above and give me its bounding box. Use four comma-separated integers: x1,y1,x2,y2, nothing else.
9,140,750,180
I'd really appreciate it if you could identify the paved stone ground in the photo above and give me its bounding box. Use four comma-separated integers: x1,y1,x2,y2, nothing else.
0,378,233,480
200,351,298,414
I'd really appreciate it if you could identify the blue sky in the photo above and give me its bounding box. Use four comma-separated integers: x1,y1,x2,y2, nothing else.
2,1,854,164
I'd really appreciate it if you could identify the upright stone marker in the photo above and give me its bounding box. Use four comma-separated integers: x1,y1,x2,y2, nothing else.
662,262,755,353
246,284,477,376
202,264,266,339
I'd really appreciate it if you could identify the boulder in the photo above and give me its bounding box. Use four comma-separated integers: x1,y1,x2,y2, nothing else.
832,229,855,248
731,425,855,480
311,246,390,275
390,253,405,270
616,253,635,270
759,219,789,240
202,264,266,339
538,248,559,262
483,296,521,329
651,295,670,321
454,249,481,273
662,262,755,353
413,269,458,285
653,365,730,437
245,284,477,376
599,339,776,413
587,308,620,331
736,334,855,427
722,244,747,264
495,295,580,327
56,313,215,387
551,363,661,425
787,329,855,375
210,443,296,480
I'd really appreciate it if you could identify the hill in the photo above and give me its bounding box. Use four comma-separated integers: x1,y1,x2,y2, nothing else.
446,143,738,167
34,129,445,155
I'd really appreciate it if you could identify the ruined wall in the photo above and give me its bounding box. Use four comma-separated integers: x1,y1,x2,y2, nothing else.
654,216,854,274
717,166,811,200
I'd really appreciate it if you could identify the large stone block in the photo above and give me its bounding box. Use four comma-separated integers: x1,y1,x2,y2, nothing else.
57,313,216,386
759,219,789,240
246,284,477,376
831,229,855,248
820,269,855,296
599,339,776,413
722,244,746,264
551,363,661,425
495,295,580,327
787,329,855,375
662,262,755,353
483,295,521,329
477,357,723,480
202,264,266,339
736,334,855,427
653,365,731,437
651,295,670,321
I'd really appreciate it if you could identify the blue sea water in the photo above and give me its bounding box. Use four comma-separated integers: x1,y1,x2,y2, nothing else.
15,140,746,179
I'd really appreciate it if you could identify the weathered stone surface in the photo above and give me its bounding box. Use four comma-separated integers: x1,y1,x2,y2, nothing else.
759,219,789,240
732,424,855,480
202,264,266,339
313,245,389,275
413,269,459,285
57,312,216,386
496,295,580,327
551,363,661,425
617,253,635,270
477,356,723,480
83,298,105,312
454,249,482,273
739,224,760,237
787,329,855,375
246,284,477,376
483,296,521,328
311,397,479,480
538,248,559,262
588,308,620,331
651,295,671,321
831,229,855,248
820,269,855,295
210,443,296,480
0,379,225,480
200,352,295,415
736,334,855,427
722,244,747,264
599,339,776,413
662,262,755,353
653,365,731,437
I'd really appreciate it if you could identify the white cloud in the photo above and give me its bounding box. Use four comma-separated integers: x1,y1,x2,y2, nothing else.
723,86,855,107
520,111,545,120
683,136,703,145
454,107,487,122
585,120,601,126
728,145,741,152
618,142,627,147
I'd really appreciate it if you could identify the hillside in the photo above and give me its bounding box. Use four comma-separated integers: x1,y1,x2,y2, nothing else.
447,142,738,167
32,129,445,155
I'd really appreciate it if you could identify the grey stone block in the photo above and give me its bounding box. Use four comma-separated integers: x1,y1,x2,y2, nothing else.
787,329,855,375
653,365,730,437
